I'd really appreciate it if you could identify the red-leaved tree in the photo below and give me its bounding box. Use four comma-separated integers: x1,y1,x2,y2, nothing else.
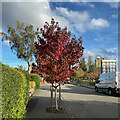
81,72,100,80
32,18,84,111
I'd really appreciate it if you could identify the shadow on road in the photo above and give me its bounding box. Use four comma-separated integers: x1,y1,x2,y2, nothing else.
62,98,119,118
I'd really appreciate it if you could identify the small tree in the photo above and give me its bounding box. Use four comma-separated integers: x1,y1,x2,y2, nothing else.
76,68,84,79
17,65,26,71
79,57,87,72
87,56,95,73
1,21,39,74
32,18,84,111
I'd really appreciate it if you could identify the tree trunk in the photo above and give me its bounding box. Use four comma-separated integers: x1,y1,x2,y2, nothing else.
76,71,77,82
58,83,61,109
51,83,53,111
55,82,58,110
27,61,32,74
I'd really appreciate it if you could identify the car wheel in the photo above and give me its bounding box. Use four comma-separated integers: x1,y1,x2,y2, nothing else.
108,88,115,96
108,88,112,96
95,87,99,92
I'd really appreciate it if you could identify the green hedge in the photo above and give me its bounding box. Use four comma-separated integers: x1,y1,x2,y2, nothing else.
2,64,29,119
21,71,30,96
29,74,41,89
22,71,41,89
14,69,41,90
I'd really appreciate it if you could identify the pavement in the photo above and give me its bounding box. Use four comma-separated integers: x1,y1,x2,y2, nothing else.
71,82,94,89
25,83,71,118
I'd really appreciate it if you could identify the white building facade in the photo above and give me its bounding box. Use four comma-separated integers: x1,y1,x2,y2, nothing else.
102,60,116,73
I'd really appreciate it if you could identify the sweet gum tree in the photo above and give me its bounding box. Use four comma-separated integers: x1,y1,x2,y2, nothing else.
32,18,84,111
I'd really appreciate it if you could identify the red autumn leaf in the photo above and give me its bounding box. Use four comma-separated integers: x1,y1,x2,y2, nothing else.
32,18,84,83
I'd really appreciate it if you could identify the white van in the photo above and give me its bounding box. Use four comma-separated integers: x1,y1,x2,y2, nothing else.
95,72,120,95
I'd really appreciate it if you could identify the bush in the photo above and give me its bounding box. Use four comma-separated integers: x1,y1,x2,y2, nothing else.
22,71,31,95
14,69,30,103
2,64,29,119
29,81,32,90
31,81,36,88
30,74,41,89
22,71,32,81
29,81,36,89
15,69,41,89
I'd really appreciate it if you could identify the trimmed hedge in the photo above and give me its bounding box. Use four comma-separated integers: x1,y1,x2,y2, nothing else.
29,74,41,89
14,69,41,90
22,71,32,81
2,64,29,119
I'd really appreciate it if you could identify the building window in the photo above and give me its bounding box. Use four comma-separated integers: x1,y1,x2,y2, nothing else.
103,62,105,65
113,69,115,72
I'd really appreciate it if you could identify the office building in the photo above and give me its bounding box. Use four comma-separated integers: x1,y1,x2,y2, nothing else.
95,56,116,74
102,59,116,73
95,56,102,74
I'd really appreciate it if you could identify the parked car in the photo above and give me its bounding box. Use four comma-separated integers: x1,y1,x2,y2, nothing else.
95,71,120,95
63,80,70,84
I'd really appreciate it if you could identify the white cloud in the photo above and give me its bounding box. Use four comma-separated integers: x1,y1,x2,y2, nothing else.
56,7,110,33
94,38,101,42
76,2,95,8
83,50,97,59
83,47,117,62
3,2,110,35
83,47,117,61
3,2,71,32
56,7,90,23
100,48,118,60
3,40,10,46
107,2,118,8
93,47,118,60
89,3,95,8
88,18,110,29
112,14,118,18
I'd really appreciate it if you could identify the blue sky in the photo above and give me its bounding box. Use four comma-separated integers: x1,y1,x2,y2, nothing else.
1,1,118,70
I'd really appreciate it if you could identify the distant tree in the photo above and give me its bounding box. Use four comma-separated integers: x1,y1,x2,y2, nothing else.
71,72,76,80
76,68,84,80
17,65,26,71
87,56,95,73
85,72,100,80
79,57,87,72
71,68,84,80
1,21,39,74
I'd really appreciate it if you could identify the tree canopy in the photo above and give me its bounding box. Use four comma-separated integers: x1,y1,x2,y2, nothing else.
87,56,95,73
32,18,84,84
1,21,39,73
80,57,87,72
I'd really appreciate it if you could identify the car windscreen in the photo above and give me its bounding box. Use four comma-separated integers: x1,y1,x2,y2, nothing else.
98,72,116,81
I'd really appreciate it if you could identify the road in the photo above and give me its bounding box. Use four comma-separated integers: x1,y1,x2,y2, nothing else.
61,84,119,118
26,83,119,118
